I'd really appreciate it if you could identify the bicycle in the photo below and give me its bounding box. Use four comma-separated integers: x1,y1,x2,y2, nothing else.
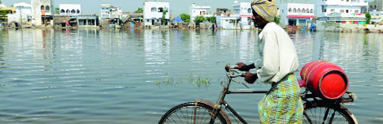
159,64,358,124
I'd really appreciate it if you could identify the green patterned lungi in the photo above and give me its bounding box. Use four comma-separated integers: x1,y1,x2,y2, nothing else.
258,74,304,124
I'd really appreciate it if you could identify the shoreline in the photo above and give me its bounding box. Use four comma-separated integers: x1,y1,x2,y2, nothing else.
1,24,383,34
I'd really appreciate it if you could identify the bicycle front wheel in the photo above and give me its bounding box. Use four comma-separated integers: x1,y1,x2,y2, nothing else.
303,103,357,124
158,102,228,124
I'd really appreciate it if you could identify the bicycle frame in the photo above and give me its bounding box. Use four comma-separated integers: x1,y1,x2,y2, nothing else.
205,70,268,124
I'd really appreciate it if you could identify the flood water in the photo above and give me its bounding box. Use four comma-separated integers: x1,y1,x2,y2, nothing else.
0,28,382,124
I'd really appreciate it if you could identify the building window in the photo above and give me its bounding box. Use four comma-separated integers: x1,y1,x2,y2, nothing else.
151,7,157,12
41,5,44,11
248,8,251,13
340,9,344,13
77,10,80,14
158,7,164,12
46,5,50,11
60,9,65,13
331,9,335,13
298,8,301,13
71,9,76,14
66,9,70,13
293,8,296,13
311,9,314,13
147,19,149,22
306,9,309,13
355,10,359,13
346,10,349,13
302,9,305,13
288,8,292,12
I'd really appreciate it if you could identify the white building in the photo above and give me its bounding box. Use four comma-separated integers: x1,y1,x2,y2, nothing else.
232,1,253,29
190,3,213,22
314,0,368,24
59,4,81,16
7,2,32,25
100,3,122,23
31,0,54,26
279,3,315,27
216,16,239,29
143,1,170,26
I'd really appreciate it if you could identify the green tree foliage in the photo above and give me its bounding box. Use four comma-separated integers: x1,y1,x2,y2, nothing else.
55,8,60,14
206,16,216,23
134,8,143,13
274,16,280,24
179,13,190,22
194,16,205,23
365,12,371,24
162,10,167,25
0,10,7,21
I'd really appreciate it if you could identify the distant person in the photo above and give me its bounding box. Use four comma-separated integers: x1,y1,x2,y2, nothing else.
234,0,303,123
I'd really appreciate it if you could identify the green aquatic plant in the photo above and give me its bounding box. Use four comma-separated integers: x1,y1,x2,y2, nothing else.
154,74,211,87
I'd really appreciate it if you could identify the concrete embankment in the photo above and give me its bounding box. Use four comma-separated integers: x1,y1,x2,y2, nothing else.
316,21,383,33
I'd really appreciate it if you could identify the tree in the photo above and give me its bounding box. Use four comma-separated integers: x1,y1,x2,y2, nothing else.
135,8,143,13
55,8,60,14
206,16,216,23
162,10,167,25
194,16,205,23
180,13,190,22
274,16,280,24
365,12,371,24
0,10,7,21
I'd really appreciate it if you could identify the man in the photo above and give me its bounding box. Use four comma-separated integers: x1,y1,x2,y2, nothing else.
234,0,303,123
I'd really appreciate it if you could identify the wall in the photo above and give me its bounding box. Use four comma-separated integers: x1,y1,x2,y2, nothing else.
144,2,170,20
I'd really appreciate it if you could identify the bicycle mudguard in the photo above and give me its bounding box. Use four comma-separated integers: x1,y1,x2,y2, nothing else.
340,105,358,124
195,99,232,124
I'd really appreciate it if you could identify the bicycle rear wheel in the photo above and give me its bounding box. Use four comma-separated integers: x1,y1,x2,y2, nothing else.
158,102,228,124
302,103,357,124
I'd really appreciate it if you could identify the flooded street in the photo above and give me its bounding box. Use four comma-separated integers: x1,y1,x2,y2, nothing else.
0,29,382,123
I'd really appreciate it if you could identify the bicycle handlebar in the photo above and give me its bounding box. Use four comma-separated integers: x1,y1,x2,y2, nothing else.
225,64,246,78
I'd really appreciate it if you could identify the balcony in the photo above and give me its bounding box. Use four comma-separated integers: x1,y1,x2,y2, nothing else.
319,1,368,7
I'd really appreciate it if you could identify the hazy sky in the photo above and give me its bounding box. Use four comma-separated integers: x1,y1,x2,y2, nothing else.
2,0,254,15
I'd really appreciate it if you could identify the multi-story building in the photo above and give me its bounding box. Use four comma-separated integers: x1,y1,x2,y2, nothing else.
143,1,170,26
279,3,315,27
314,0,368,24
7,2,32,25
100,3,122,23
232,1,253,29
369,0,383,11
59,4,81,16
31,0,54,26
190,3,213,22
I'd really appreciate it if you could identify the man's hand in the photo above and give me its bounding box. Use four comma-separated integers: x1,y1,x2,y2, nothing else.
244,72,258,84
233,62,255,71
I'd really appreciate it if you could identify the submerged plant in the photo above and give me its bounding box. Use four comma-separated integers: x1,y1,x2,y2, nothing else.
154,74,211,87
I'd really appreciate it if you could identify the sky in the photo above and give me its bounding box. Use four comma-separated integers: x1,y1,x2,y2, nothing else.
1,0,253,15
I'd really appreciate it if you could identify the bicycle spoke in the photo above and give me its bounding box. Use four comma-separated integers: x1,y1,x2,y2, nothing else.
303,105,354,124
322,107,330,124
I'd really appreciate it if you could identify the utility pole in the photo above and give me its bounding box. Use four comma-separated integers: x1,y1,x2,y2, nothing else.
19,6,22,29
